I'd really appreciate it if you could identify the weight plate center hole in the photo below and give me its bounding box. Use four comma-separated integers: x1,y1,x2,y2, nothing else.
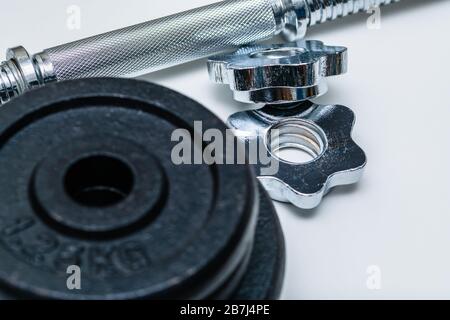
64,155,134,207
267,119,327,164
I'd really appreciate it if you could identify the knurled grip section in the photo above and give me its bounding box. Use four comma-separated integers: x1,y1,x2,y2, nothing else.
44,0,277,80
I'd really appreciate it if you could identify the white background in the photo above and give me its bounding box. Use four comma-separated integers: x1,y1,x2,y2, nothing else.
2,0,450,299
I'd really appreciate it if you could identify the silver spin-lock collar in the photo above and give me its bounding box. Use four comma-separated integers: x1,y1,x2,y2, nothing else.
228,102,367,209
208,40,347,104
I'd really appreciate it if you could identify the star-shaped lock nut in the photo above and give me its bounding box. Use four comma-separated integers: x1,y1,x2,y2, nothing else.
208,40,347,104
227,101,367,209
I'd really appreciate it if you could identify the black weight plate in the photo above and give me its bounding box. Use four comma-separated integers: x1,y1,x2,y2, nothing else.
231,185,285,300
0,78,258,299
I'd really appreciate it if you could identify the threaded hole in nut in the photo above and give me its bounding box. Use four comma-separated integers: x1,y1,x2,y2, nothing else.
249,48,306,60
64,155,134,207
267,119,327,164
